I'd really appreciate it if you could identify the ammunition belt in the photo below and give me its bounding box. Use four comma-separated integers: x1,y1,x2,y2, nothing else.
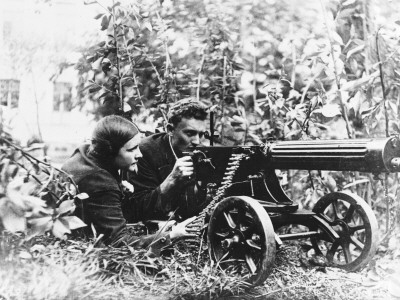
185,152,246,239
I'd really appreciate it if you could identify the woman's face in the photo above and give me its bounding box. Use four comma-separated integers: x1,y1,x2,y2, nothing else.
114,134,143,172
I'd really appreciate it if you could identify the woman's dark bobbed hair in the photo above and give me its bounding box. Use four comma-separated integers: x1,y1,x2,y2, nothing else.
90,115,140,159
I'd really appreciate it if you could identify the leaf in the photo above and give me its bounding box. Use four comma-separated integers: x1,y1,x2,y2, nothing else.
60,216,87,230
28,216,53,236
388,275,400,298
143,21,153,32
285,129,302,139
346,44,365,60
313,104,342,118
29,216,52,227
312,122,329,130
322,174,336,192
94,13,104,20
76,193,89,200
392,122,400,134
111,1,120,9
30,244,46,253
123,102,132,112
342,178,370,189
361,103,381,119
348,91,364,116
342,0,357,7
209,104,220,112
19,251,32,260
230,116,246,126
0,198,26,232
2,210,26,232
340,71,379,91
52,219,71,240
331,31,344,46
89,86,102,93
234,127,246,132
334,58,345,75
389,100,398,115
101,15,110,31
23,195,47,210
57,200,76,215
101,60,111,74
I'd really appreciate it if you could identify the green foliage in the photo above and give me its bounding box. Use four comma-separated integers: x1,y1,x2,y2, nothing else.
0,130,87,240
75,0,398,140
73,0,400,230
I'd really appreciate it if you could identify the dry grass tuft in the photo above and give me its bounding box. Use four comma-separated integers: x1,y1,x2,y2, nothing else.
0,231,397,300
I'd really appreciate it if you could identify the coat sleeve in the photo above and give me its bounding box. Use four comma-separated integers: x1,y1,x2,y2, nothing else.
127,154,178,222
78,176,171,252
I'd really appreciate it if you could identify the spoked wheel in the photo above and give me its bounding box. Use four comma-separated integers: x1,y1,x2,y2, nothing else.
311,191,378,271
207,196,276,285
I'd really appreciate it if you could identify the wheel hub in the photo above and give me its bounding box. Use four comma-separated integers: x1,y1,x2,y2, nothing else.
332,219,351,238
221,229,244,250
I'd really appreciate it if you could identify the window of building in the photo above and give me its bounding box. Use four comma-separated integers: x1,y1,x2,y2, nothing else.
0,79,20,109
53,82,72,112
3,21,12,40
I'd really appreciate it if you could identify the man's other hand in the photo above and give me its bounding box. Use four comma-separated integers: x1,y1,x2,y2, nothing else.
169,216,197,240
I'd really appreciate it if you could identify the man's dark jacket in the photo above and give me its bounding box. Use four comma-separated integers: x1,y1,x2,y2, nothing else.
62,144,170,250
126,133,206,222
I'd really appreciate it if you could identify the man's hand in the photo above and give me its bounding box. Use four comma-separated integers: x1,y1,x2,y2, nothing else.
169,216,197,240
170,156,194,182
160,156,194,195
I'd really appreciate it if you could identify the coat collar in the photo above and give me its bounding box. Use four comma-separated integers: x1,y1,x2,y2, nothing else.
78,144,120,182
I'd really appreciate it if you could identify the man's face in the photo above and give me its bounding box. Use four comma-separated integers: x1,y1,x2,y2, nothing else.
169,117,207,154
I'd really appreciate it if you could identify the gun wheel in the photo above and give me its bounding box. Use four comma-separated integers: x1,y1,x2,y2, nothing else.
311,191,378,271
207,196,276,285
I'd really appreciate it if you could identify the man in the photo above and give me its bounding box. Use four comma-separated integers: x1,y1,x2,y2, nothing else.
126,98,209,222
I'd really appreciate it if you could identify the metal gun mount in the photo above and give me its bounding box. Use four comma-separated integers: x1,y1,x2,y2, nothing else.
187,136,400,285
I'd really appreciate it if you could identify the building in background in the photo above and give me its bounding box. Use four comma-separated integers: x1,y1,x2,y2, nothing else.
0,0,102,163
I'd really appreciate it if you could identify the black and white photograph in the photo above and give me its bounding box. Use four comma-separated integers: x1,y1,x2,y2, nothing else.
1,0,400,299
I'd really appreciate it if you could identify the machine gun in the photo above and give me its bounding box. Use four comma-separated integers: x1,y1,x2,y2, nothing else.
185,136,400,285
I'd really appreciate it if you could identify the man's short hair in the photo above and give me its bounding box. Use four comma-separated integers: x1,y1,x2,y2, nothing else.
167,98,208,126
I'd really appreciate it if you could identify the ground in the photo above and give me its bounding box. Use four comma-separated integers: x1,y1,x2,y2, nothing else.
1,230,400,300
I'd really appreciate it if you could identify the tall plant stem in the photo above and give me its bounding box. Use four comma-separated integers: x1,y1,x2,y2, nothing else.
252,40,257,106
362,0,371,75
220,56,227,144
155,10,175,102
31,72,44,150
290,24,297,87
155,11,172,77
375,28,389,138
122,36,145,108
197,46,206,101
376,27,391,232
0,137,75,183
319,0,353,139
112,0,123,113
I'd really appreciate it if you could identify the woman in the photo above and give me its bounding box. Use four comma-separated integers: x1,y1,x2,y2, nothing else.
62,115,194,251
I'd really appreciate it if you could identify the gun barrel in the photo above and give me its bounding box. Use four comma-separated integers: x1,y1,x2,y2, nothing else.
268,137,400,173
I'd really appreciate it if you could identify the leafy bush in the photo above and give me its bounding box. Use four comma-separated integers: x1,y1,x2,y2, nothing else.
0,130,87,240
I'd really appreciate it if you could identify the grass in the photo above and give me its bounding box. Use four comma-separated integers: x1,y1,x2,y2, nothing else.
0,229,399,300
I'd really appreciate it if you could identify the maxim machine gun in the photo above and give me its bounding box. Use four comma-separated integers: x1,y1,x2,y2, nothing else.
185,136,400,285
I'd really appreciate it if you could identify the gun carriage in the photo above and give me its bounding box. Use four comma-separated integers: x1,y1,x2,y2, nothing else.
185,136,400,285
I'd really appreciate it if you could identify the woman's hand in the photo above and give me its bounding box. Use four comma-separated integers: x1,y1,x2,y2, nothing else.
169,216,197,240
121,180,134,193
